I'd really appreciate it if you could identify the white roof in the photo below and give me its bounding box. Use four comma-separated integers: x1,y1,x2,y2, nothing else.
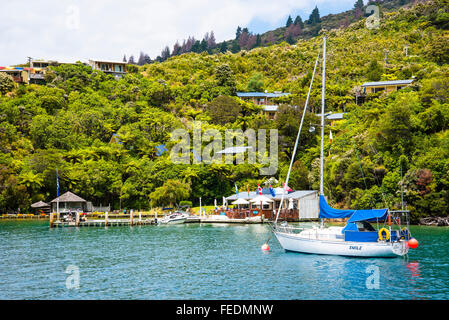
216,146,253,154
226,190,318,201
89,59,126,64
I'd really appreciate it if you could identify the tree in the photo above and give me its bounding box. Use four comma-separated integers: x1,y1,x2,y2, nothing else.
354,0,364,10
206,31,216,49
122,54,127,62
200,38,208,52
137,51,146,66
366,60,383,81
286,15,293,27
426,35,449,65
235,26,242,40
149,179,191,207
219,41,228,53
215,64,236,94
0,73,15,95
161,46,171,61
294,15,304,28
255,34,262,47
206,96,241,125
128,55,135,64
246,72,265,92
354,0,364,18
308,6,321,25
231,40,240,53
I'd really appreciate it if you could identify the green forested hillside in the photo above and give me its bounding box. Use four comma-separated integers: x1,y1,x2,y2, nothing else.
0,0,448,221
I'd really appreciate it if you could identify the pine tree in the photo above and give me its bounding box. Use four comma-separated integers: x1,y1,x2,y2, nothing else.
160,46,170,61
219,41,228,53
207,31,216,49
286,15,293,27
354,0,364,10
308,6,321,25
231,40,240,53
191,40,201,53
255,34,262,47
137,51,146,65
128,55,135,64
200,39,208,52
235,26,242,40
122,54,127,62
294,15,304,28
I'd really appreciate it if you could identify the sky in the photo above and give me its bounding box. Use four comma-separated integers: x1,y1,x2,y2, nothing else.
0,0,357,66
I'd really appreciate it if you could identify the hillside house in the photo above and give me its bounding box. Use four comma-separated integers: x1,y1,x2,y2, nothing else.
237,91,291,120
88,59,127,78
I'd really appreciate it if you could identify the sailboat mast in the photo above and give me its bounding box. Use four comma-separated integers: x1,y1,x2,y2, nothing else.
320,37,326,196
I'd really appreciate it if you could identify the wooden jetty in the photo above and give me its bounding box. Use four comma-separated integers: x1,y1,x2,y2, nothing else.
49,211,156,228
51,219,156,228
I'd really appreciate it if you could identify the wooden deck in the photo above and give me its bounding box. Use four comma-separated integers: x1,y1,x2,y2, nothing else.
52,218,156,227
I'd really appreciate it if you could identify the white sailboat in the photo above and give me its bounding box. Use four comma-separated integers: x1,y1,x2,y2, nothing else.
272,37,416,258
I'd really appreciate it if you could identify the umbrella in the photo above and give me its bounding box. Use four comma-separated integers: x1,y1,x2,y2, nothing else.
232,198,250,205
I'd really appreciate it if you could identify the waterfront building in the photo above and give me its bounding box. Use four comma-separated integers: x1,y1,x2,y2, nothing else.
225,189,319,220
50,191,88,213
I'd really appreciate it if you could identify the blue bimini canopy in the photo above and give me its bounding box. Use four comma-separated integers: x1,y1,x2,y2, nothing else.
319,195,355,219
319,195,388,222
347,208,388,223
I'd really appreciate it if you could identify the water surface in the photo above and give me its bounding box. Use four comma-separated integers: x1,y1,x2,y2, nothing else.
0,221,447,299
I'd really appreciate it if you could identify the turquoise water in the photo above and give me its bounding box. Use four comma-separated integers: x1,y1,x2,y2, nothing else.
0,221,448,300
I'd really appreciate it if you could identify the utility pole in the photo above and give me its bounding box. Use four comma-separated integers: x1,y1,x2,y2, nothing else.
27,57,32,83
404,46,409,57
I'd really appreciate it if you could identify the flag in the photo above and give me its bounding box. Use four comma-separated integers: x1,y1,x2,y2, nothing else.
235,183,239,195
269,185,276,197
283,182,292,192
328,130,333,156
257,184,262,195
56,169,60,197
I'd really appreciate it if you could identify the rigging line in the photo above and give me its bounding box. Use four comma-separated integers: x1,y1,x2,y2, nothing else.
273,44,322,226
348,123,387,208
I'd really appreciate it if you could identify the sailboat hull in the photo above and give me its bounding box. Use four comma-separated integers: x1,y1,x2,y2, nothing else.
274,231,408,258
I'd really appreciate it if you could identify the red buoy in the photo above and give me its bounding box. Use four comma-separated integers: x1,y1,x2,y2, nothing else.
408,238,419,249
261,243,270,251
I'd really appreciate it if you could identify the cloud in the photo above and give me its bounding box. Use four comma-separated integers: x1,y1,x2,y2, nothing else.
0,0,355,66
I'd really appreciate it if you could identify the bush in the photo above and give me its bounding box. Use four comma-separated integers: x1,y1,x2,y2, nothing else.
179,201,193,207
0,72,15,94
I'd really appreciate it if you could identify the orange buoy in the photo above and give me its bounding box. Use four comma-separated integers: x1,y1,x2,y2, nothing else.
261,243,270,251
408,238,419,249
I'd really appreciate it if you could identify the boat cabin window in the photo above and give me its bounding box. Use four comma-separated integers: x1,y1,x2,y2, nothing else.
356,221,376,232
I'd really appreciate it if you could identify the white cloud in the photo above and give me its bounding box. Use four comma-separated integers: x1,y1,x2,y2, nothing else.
0,0,354,66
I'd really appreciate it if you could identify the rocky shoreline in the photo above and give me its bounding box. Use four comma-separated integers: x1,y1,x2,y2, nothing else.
419,216,449,226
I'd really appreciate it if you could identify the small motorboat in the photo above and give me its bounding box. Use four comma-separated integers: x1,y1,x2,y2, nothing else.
158,210,190,224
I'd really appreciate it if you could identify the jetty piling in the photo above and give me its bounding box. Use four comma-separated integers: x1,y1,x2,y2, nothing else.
49,212,54,228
